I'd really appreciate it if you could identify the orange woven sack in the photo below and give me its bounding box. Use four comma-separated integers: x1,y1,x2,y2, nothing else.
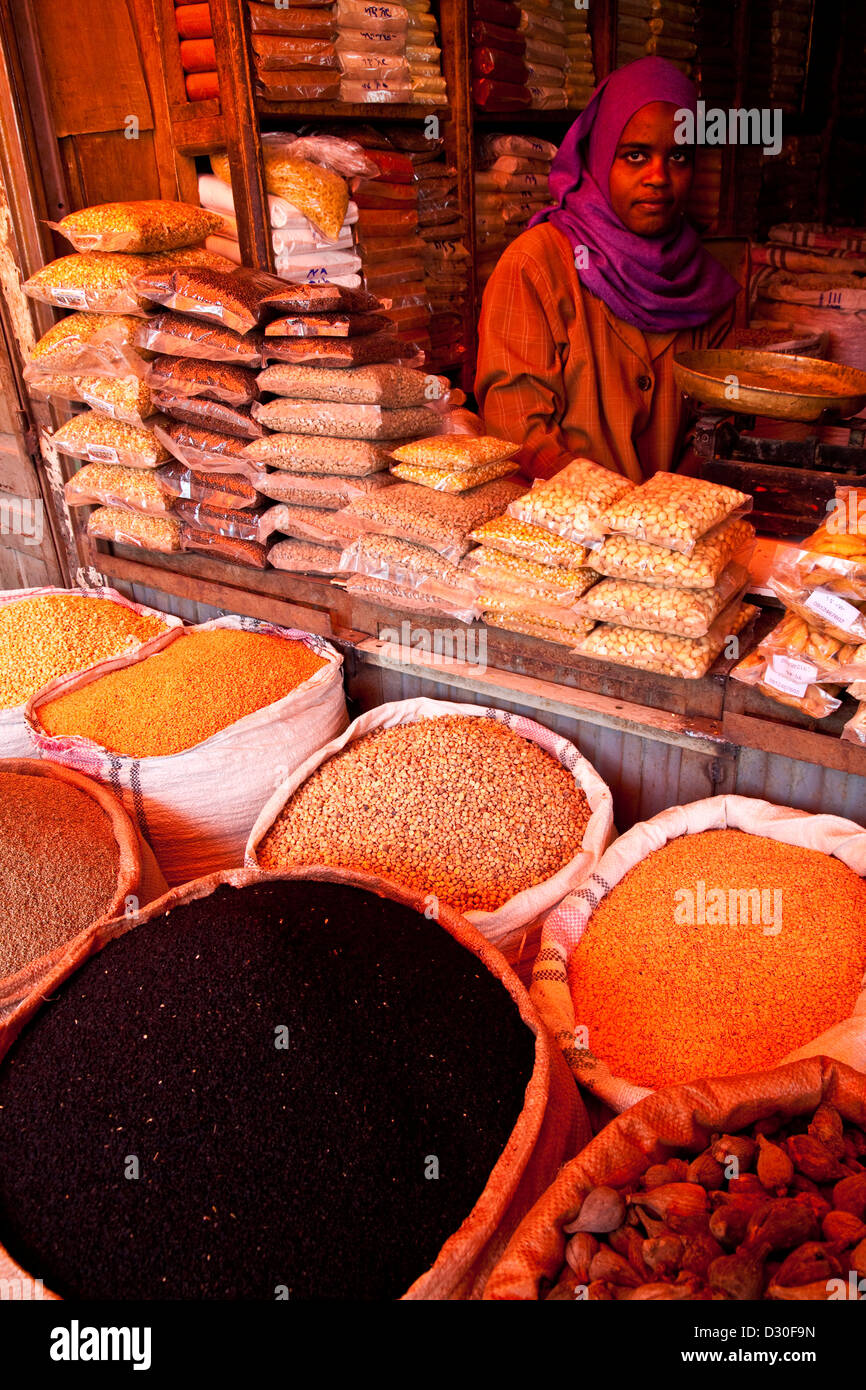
0,864,589,1301
484,1056,866,1300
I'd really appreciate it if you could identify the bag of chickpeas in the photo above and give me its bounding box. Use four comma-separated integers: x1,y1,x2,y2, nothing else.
531,794,866,1114
245,697,615,960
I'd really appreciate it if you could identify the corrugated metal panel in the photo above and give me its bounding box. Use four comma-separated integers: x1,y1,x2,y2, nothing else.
736,747,866,823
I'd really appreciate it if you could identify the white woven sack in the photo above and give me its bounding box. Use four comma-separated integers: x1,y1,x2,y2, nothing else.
26,615,348,887
532,794,866,1114
0,586,182,758
246,696,614,955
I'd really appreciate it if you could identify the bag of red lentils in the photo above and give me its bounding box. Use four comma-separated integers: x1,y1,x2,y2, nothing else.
0,586,182,758
532,794,866,1114
0,863,590,1301
25,616,348,887
483,1055,866,1300
245,697,614,962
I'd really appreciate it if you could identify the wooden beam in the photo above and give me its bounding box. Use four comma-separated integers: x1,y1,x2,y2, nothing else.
209,0,272,269
723,709,866,777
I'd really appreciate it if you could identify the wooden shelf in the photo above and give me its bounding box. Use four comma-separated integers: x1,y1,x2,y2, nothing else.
257,101,446,123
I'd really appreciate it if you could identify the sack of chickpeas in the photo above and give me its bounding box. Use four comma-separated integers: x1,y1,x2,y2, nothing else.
531,794,866,1114
25,616,348,886
484,1056,866,1301
245,697,615,958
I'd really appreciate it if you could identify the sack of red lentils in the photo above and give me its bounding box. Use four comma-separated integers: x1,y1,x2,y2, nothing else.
483,1055,866,1300
0,586,182,758
245,697,614,960
0,863,589,1301
532,794,866,1114
25,616,348,887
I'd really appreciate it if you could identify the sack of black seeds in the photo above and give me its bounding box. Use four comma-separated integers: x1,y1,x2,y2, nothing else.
0,865,589,1301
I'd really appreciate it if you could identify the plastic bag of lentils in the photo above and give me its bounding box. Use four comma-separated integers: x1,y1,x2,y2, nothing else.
245,697,614,960
532,794,866,1114
25,616,348,887
0,864,590,1301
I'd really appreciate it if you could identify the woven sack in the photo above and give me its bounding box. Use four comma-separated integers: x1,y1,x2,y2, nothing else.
0,864,589,1300
532,794,866,1113
484,1055,866,1300
245,696,615,958
26,616,348,886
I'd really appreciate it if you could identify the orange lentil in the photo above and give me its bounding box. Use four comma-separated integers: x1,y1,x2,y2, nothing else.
568,829,866,1089
0,594,168,709
37,628,327,757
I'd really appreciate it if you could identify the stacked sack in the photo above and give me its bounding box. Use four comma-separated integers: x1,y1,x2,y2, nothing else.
177,2,219,103
393,127,464,364
22,200,240,557
206,133,372,286
563,3,594,110
247,0,341,103
475,132,556,296
403,0,446,105
334,0,411,105
745,0,810,115
577,470,758,677
519,0,567,111
336,437,525,619
244,309,442,576
616,0,696,76
733,484,866,722
471,0,531,112
750,224,866,370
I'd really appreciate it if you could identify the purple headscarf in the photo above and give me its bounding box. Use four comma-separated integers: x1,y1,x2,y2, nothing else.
529,58,739,333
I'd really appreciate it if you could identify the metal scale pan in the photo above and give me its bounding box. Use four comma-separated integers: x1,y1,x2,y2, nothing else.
673,350,866,423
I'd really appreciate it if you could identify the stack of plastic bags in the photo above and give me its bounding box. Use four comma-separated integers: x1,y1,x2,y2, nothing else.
177,1,218,103
471,0,531,111
745,0,810,115
21,200,245,558
616,0,696,77
247,0,341,103
563,3,594,110
733,485,866,726
475,133,556,297
404,0,446,105
205,133,376,287
335,0,410,105
519,0,567,110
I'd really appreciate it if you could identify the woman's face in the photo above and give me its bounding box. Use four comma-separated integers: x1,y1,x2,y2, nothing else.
608,101,694,237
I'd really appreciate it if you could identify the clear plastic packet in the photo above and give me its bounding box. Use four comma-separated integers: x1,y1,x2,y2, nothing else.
152,389,265,440
27,313,149,377
337,532,477,597
147,355,259,406
269,538,344,576
469,515,590,571
343,477,525,560
335,573,480,624
767,576,866,645
462,545,596,605
154,421,266,484
179,523,270,568
362,147,416,182
390,458,519,491
25,372,155,427
51,413,171,469
251,35,339,68
390,434,518,469
471,20,527,55
263,312,386,338
841,702,866,746
730,649,843,719
256,362,441,406
50,201,224,255
338,51,410,79
134,265,287,334
133,311,264,366
260,331,403,368
253,398,433,441
336,0,409,32
749,611,866,685
23,248,236,314
171,498,266,540
576,600,759,679
64,462,174,515
352,178,419,207
257,469,393,507
475,167,550,193
211,149,348,240
518,7,565,37
276,133,379,178
272,227,355,254
472,78,532,110
479,133,557,160
339,78,414,101
248,1,338,33
257,501,361,547
481,608,589,647
244,433,394,477
156,461,262,509
480,590,594,643
87,505,182,552
257,281,380,315
766,537,866,602
507,458,635,546
255,69,342,100
472,47,529,84
589,517,756,590
577,562,749,639
601,471,753,556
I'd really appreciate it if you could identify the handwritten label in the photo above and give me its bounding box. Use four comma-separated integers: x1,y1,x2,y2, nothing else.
763,654,815,699
803,586,861,631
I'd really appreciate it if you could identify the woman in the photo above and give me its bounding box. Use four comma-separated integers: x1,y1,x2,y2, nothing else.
475,58,741,483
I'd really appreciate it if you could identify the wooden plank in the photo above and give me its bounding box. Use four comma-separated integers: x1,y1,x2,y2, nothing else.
256,101,435,122
170,111,226,157
438,0,475,392
723,709,866,777
128,0,203,198
209,0,272,270
30,0,155,138
60,130,164,206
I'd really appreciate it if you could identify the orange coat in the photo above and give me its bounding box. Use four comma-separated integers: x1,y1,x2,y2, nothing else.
475,221,736,483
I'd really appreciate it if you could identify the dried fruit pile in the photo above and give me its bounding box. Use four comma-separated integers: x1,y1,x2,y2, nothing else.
546,1102,866,1301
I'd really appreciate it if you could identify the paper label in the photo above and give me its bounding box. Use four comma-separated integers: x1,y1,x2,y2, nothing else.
771,653,819,685
803,586,861,630
86,445,119,463
53,287,87,308
763,655,815,698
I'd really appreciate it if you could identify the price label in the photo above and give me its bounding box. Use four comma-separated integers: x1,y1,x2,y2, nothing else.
53,288,87,308
803,586,861,631
763,657,811,699
86,445,119,463
771,653,818,685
